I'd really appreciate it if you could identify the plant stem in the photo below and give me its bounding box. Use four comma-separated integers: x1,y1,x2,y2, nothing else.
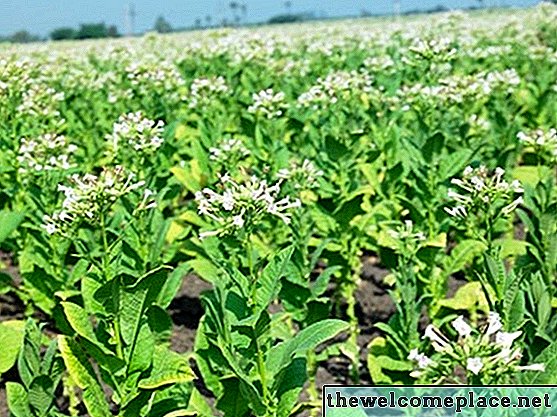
100,211,124,360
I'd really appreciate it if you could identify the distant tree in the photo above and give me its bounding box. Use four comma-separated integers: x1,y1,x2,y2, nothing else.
50,27,76,41
195,18,202,28
10,30,40,43
154,15,172,33
205,15,212,27
107,25,120,37
284,1,292,12
268,13,305,24
76,23,109,39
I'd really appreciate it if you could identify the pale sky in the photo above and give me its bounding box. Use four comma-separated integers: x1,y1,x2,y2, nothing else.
0,0,539,37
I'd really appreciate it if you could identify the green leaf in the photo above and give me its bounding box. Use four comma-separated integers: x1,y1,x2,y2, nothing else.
187,258,220,284
521,341,557,384
512,166,550,187
275,358,307,417
0,320,25,375
437,282,489,313
0,210,24,243
216,377,250,417
366,336,413,385
158,264,189,309
255,246,294,311
138,346,194,390
443,240,486,275
311,266,341,297
6,382,31,417
58,336,112,417
119,268,168,366
62,302,98,344
267,319,348,381
0,272,13,295
18,319,41,389
28,375,54,415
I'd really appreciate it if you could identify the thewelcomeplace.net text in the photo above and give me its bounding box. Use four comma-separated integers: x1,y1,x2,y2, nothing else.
326,390,552,414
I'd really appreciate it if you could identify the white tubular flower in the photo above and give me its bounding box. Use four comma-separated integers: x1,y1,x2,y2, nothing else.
466,357,484,375
423,325,450,352
516,364,545,372
247,88,288,119
42,166,151,235
196,173,302,238
451,316,472,338
408,349,434,369
485,312,503,336
17,134,77,176
446,165,523,220
495,331,522,349
106,111,164,157
188,76,230,108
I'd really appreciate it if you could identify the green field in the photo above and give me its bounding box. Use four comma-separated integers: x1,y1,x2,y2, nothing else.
1,4,557,416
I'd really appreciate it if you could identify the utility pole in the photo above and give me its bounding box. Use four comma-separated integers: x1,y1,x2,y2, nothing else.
393,0,401,18
124,3,136,36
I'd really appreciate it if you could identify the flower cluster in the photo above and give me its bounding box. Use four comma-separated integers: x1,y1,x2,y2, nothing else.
517,128,557,165
106,112,165,157
445,166,523,219
247,88,287,119
125,60,185,94
17,134,77,175
409,312,544,384
408,37,458,62
297,69,373,109
208,137,250,167
42,166,153,235
401,69,520,107
195,173,301,239
276,159,323,190
17,82,65,119
188,76,230,108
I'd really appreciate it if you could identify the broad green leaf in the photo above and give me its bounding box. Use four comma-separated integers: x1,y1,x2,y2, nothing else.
62,302,98,344
0,210,24,243
512,166,550,187
28,375,54,415
18,319,41,389
158,264,189,309
275,358,307,417
0,320,25,375
437,282,489,313
216,377,250,417
187,258,220,283
443,240,486,275
255,246,294,311
267,319,348,379
138,346,194,390
119,268,167,364
58,336,111,417
6,382,31,417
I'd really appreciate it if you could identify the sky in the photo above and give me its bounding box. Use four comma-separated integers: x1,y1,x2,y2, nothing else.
0,0,540,37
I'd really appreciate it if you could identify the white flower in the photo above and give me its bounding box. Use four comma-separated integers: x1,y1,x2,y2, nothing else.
451,316,472,338
408,349,434,369
516,364,545,372
106,112,165,157
485,312,503,336
423,325,450,352
466,357,483,375
495,331,522,349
